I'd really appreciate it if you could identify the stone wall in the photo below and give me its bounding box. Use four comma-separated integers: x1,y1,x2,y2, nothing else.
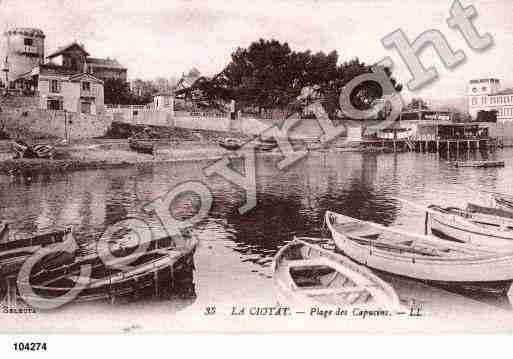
0,95,111,140
108,106,346,140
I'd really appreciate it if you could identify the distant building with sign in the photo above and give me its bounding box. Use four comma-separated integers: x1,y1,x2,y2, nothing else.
467,78,513,123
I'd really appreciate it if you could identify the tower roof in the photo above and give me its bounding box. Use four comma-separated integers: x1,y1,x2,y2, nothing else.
47,42,89,58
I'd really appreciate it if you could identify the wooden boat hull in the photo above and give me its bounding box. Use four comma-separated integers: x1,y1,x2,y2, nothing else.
128,139,155,155
273,237,400,309
218,139,242,151
452,160,504,168
492,194,513,213
11,141,55,159
22,238,198,305
0,246,75,278
0,227,74,278
325,210,513,283
427,205,513,250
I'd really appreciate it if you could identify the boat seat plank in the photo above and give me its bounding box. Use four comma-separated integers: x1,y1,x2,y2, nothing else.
300,286,370,296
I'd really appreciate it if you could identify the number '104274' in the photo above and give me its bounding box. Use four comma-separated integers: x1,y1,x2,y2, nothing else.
13,342,47,351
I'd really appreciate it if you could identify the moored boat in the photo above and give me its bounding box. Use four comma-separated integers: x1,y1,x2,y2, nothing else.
20,236,198,304
128,138,155,155
490,193,513,212
11,140,55,159
255,137,278,151
0,226,75,278
427,204,513,250
273,237,400,309
451,160,504,168
324,210,513,286
218,138,243,151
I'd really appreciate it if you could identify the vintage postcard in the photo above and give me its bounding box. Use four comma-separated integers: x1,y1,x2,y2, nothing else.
0,0,513,342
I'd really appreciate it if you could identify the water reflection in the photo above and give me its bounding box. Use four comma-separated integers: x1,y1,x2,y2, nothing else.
1,149,513,310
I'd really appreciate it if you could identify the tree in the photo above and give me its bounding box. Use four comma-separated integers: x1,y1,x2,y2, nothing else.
199,39,402,119
103,78,134,105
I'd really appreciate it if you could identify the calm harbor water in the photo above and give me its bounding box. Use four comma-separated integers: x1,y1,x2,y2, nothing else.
2,147,513,320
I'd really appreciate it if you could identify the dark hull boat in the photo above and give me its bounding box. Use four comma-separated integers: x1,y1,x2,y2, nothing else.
128,138,155,155
255,138,278,151
0,225,75,278
11,140,55,159
22,237,198,304
218,138,242,151
452,160,504,168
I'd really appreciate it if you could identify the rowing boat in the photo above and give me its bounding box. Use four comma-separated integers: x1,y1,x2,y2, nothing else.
128,138,155,155
273,237,400,309
325,210,513,284
218,138,243,151
256,137,278,151
11,140,55,159
427,204,513,250
490,193,513,212
451,160,504,168
20,236,198,304
0,226,75,278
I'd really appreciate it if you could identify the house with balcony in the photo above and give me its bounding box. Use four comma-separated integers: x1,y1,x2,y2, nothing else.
13,41,113,114
18,63,104,114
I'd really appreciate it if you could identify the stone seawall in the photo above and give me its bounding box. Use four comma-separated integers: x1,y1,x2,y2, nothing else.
0,95,112,140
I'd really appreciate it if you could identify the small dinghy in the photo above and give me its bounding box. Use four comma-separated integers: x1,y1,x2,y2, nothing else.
128,138,155,155
255,137,278,151
11,140,55,159
274,237,400,308
451,160,504,168
427,204,513,249
218,138,242,151
325,210,513,287
0,226,75,277
490,193,513,212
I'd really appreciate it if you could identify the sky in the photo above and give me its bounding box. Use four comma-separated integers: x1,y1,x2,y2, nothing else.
0,0,511,103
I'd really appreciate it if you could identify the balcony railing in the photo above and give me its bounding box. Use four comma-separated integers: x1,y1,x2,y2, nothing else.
80,87,97,97
21,45,38,54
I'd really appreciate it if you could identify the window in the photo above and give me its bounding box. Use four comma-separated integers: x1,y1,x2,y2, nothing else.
47,99,62,110
82,81,90,91
81,102,91,114
472,97,478,105
24,38,33,46
50,79,60,93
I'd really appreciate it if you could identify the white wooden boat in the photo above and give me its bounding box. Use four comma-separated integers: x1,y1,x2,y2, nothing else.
325,210,513,285
273,237,400,309
427,204,513,250
490,193,513,212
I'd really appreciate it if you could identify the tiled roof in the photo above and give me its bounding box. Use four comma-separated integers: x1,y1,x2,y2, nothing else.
86,57,126,70
47,42,89,58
